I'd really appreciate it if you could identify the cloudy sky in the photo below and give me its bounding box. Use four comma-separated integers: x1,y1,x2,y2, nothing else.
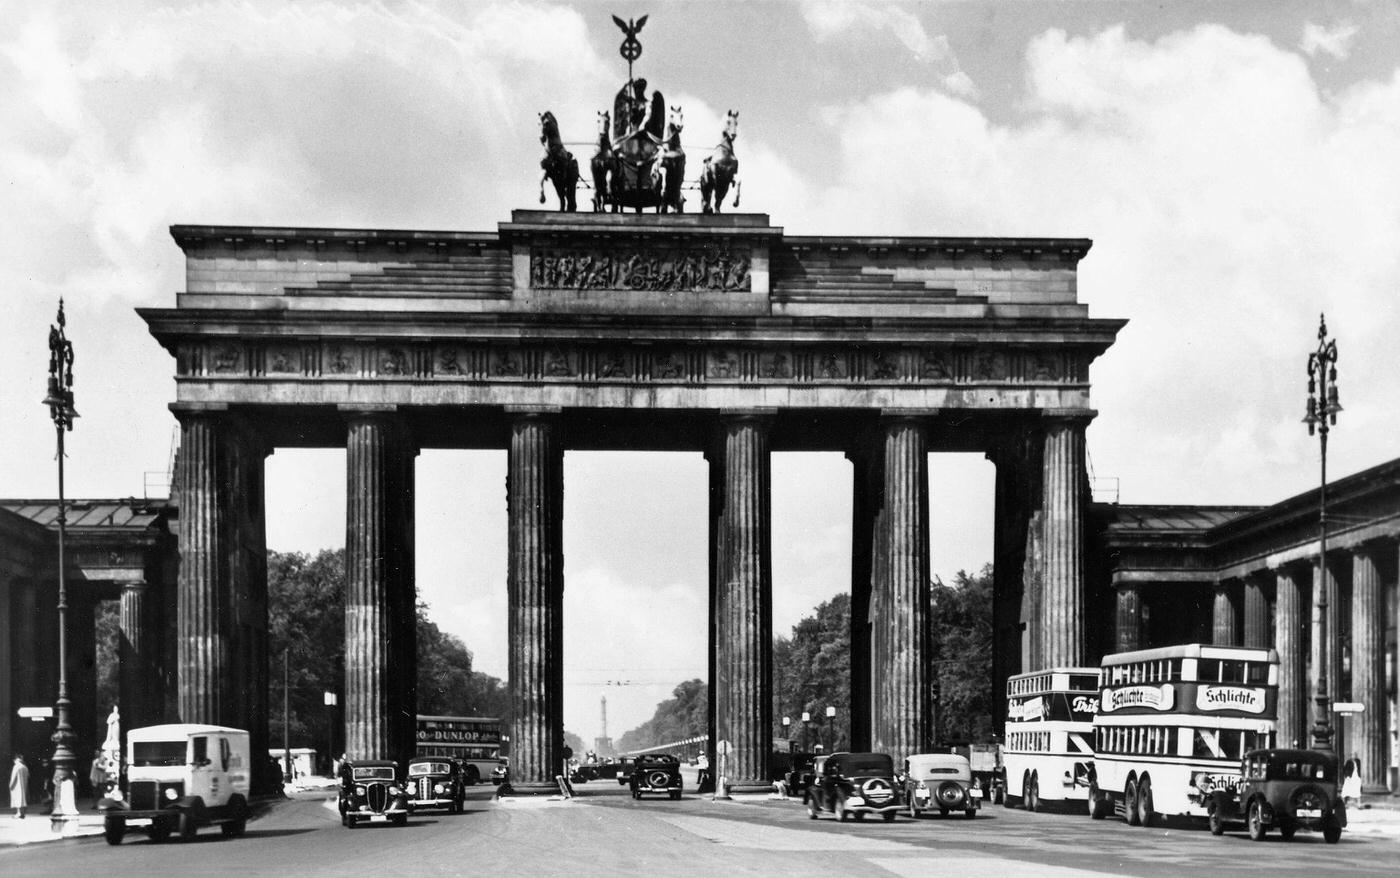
4,1,1399,743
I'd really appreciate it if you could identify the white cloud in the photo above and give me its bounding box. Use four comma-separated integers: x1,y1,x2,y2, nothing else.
800,1,977,97
1300,21,1360,60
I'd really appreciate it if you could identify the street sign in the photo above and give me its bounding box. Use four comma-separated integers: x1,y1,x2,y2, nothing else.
716,740,731,756
18,706,53,720
1333,702,1365,714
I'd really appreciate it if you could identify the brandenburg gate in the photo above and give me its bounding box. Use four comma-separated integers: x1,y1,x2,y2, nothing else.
139,209,1123,793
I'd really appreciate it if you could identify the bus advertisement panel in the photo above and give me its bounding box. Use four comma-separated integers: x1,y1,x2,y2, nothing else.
1088,644,1278,827
1003,668,1099,811
416,715,501,785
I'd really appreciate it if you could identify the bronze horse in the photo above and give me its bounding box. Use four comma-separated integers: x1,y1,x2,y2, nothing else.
590,110,616,213
653,106,686,213
538,111,578,212
699,109,741,214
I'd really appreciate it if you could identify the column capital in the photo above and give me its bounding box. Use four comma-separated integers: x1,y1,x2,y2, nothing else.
121,579,148,593
718,408,777,422
504,404,562,416
1040,408,1097,425
878,408,940,422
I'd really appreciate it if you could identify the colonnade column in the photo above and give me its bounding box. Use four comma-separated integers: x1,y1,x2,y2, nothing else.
1212,582,1239,646
505,411,564,793
988,427,1039,729
1350,545,1387,792
117,581,154,735
344,407,417,765
1115,584,1142,652
1310,557,1342,746
846,446,875,752
1242,574,1272,648
869,417,932,759
710,413,772,793
1274,566,1307,748
1040,414,1090,667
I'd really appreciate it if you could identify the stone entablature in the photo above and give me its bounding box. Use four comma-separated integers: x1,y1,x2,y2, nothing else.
146,212,1120,418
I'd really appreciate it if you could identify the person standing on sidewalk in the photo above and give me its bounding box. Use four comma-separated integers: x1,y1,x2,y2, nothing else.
8,755,29,819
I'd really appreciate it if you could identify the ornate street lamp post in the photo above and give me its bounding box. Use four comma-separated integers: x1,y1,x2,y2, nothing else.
42,300,80,828
801,711,810,753
1303,313,1340,752
825,705,836,752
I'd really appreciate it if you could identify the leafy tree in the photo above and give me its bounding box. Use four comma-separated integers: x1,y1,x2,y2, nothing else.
772,593,851,751
931,565,995,744
616,679,708,752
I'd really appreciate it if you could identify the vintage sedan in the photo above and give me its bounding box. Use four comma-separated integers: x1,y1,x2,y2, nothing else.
338,759,410,827
629,753,684,800
404,757,464,814
806,752,902,822
1208,748,1345,843
902,753,982,819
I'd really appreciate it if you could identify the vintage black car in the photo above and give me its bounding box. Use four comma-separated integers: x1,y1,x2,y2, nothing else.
404,757,464,814
780,752,817,798
805,752,902,822
629,753,684,800
1208,748,1345,843
338,759,409,827
614,756,637,786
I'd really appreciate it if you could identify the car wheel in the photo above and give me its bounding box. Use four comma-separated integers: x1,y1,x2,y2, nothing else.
882,811,896,822
1208,801,1225,836
178,810,197,842
221,817,246,839
346,815,357,829
103,817,125,846
1136,775,1154,828
147,817,172,843
835,795,849,822
1247,799,1267,841
1323,816,1342,844
806,794,819,820
1125,779,1141,827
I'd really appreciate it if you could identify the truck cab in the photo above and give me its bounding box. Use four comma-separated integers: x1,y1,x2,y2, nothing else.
98,724,251,845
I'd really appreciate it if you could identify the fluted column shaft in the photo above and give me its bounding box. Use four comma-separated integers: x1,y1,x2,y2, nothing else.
988,428,1038,730
1212,582,1239,646
1040,417,1088,667
870,418,932,760
1309,558,1342,744
344,413,416,763
711,415,772,791
1274,567,1307,748
506,414,564,790
847,448,875,752
118,581,153,734
1350,546,1386,791
1242,574,1271,648
1115,585,1142,652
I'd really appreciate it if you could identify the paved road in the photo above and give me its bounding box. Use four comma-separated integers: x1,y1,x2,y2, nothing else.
3,781,1396,877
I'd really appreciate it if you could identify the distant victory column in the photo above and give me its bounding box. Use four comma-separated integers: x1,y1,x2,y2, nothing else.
594,694,614,759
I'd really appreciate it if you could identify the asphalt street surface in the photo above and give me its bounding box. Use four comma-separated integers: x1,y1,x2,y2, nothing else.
3,779,1396,877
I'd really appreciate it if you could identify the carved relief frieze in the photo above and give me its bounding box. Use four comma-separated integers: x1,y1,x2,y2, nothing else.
325,343,358,376
265,344,303,375
376,347,410,377
972,351,1007,381
543,348,576,378
868,350,901,381
920,350,953,381
758,350,792,380
816,350,848,380
210,343,245,375
490,348,522,378
652,350,687,381
707,349,740,379
596,349,631,380
530,244,752,292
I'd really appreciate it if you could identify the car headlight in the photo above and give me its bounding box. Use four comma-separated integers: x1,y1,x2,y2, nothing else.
355,785,366,796
389,786,403,796
164,787,179,802
434,783,445,794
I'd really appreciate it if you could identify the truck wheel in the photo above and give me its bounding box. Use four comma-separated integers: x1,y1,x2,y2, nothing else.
1247,799,1267,841
103,817,125,845
178,810,197,842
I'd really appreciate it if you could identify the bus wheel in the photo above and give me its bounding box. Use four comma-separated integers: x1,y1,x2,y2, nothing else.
1125,778,1141,826
1247,798,1267,841
1088,781,1107,820
1025,773,1039,813
1136,775,1155,827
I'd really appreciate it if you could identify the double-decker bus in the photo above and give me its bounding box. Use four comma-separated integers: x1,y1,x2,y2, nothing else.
415,715,501,785
1003,667,1099,811
1089,644,1278,827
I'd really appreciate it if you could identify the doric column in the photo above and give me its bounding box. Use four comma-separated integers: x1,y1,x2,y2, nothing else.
1274,566,1308,748
988,426,1039,729
118,581,154,734
1040,414,1090,667
1212,581,1239,646
344,409,417,764
846,445,875,752
1242,574,1272,648
1115,584,1142,652
505,412,563,793
711,414,772,793
1350,545,1386,792
1309,556,1343,744
869,417,932,760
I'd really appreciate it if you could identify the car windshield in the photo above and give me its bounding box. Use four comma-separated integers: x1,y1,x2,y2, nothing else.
843,756,893,775
352,767,396,781
132,741,186,767
408,762,452,776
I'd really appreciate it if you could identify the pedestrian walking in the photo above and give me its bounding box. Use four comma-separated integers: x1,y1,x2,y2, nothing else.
89,749,107,799
1342,755,1362,805
9,755,29,819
